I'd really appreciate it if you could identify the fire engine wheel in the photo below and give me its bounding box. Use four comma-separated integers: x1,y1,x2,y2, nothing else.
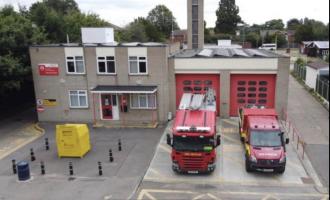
245,158,254,173
275,166,286,174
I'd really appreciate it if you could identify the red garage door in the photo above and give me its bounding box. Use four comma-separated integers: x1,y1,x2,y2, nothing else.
176,74,220,115
230,74,276,116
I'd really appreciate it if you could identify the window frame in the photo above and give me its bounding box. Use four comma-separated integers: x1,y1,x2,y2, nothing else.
69,90,89,109
128,56,148,75
66,56,86,75
130,94,157,109
97,56,116,75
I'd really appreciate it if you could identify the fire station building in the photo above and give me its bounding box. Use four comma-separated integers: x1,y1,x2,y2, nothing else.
29,0,290,126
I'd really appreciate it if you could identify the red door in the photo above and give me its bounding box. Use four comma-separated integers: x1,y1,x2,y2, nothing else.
176,74,220,115
230,74,276,116
101,94,113,120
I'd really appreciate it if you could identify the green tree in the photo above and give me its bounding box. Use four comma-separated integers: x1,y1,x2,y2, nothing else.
0,5,47,94
63,11,110,42
147,5,179,37
121,17,165,42
287,18,302,30
43,0,79,14
245,32,261,48
215,0,241,34
264,19,285,30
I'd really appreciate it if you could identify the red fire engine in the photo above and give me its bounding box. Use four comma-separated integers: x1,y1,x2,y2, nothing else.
239,106,290,173
167,90,221,174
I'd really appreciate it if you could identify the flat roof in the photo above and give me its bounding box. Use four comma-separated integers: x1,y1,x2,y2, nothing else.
307,62,329,70
172,48,287,59
30,42,167,48
91,85,158,94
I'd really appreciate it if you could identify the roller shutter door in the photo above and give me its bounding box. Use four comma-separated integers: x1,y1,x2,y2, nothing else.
230,74,276,116
176,74,220,115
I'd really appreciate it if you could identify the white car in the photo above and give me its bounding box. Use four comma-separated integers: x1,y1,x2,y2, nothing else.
259,43,277,51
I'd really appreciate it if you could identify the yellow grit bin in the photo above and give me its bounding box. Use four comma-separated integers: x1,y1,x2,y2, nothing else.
56,124,91,158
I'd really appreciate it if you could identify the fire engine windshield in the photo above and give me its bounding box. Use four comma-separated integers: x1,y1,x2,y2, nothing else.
173,136,214,152
250,131,283,147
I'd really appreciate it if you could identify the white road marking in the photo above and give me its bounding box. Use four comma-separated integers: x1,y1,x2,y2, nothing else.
262,194,280,200
159,144,171,153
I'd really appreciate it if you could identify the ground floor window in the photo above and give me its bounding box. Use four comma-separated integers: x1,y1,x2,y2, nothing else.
130,94,156,109
69,90,88,108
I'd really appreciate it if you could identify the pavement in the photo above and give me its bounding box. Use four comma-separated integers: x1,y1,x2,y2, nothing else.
0,123,164,200
134,118,328,200
288,75,329,187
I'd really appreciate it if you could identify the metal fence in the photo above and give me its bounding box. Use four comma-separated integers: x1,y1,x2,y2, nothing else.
293,63,306,81
316,76,329,102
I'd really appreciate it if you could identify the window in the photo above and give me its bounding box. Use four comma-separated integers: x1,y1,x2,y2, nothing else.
238,81,246,85
66,56,85,74
259,93,268,98
259,81,268,86
259,87,268,92
248,93,257,98
194,80,202,85
238,99,246,103
184,87,193,92
69,90,88,108
248,87,257,92
238,87,246,92
248,99,257,104
98,56,116,74
248,81,257,86
194,87,202,92
129,56,147,75
183,80,192,85
204,80,213,85
237,93,246,97
259,99,267,104
130,94,156,109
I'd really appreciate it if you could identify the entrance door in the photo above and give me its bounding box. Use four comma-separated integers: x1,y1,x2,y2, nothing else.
101,94,119,120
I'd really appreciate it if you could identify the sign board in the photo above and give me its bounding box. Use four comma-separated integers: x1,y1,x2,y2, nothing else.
39,64,59,76
37,99,58,107
43,99,57,107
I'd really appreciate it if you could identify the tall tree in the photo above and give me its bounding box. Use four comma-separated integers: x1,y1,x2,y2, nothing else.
147,5,179,37
264,19,285,30
215,0,242,34
0,5,47,94
287,18,302,30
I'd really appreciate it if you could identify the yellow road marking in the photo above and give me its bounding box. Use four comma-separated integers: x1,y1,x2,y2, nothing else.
321,195,330,200
138,189,325,199
221,134,241,144
222,119,239,127
159,144,171,153
262,194,280,200
0,124,44,160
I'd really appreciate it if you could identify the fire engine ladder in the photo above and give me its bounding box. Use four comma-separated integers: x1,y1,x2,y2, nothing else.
179,93,205,110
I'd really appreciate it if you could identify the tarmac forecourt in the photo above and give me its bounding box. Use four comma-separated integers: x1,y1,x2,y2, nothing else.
0,124,164,200
134,118,329,200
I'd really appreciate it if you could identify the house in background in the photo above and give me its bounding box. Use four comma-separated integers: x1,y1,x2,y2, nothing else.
306,41,329,59
305,61,329,90
300,41,313,54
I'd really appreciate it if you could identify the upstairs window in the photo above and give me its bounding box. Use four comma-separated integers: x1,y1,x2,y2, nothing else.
129,56,147,75
97,56,116,74
66,56,85,74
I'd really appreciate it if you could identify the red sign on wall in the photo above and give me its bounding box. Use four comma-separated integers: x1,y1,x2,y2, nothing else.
39,64,59,76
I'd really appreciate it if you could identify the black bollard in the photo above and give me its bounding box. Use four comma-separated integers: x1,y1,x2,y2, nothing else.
69,162,74,176
41,161,46,175
45,138,50,151
118,139,122,152
98,162,103,176
30,148,36,162
109,149,114,163
12,159,17,175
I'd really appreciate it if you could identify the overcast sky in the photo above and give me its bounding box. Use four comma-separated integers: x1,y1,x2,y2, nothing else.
1,0,329,28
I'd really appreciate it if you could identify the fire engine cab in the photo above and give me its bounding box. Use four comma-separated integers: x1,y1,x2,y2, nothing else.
167,90,221,174
239,106,290,173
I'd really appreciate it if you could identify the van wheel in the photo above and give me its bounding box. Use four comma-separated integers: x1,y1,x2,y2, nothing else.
275,166,286,174
245,158,254,173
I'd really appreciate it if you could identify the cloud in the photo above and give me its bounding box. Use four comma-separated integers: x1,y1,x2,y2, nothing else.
1,0,329,29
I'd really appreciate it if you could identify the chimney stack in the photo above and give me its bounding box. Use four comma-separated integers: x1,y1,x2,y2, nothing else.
187,0,204,49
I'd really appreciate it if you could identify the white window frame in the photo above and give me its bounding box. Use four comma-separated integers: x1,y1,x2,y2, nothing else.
97,56,116,75
69,90,89,108
128,56,148,75
130,94,156,109
66,56,85,75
